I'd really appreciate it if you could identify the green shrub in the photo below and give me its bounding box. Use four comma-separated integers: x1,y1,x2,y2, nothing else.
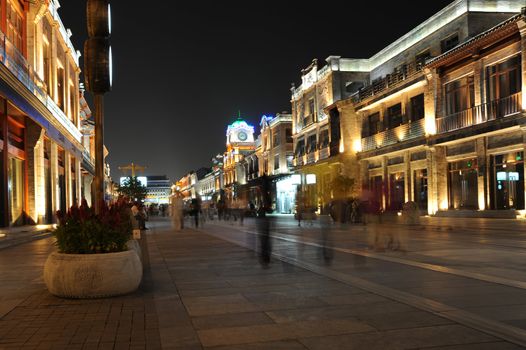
54,199,132,254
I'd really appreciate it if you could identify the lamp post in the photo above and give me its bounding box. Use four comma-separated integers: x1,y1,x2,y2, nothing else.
85,0,112,213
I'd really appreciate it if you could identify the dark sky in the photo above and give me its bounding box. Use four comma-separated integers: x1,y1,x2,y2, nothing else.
59,1,453,182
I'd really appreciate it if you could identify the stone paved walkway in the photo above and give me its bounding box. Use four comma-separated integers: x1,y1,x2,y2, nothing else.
0,218,523,349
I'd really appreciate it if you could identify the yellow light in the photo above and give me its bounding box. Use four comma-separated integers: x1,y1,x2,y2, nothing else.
425,117,436,135
339,139,345,153
0,233,5,238
352,139,362,153
478,192,485,211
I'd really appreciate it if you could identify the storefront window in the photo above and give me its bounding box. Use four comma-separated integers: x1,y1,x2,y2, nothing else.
490,152,524,210
414,169,428,210
389,172,405,211
449,158,478,209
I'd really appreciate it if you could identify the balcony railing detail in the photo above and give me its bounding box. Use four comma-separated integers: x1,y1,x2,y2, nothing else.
361,118,425,152
436,92,522,134
353,61,424,103
319,147,330,160
306,152,315,165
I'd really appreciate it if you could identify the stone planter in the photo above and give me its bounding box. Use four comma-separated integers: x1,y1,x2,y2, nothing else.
43,249,142,298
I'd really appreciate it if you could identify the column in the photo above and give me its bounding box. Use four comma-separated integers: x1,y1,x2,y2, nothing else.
64,152,72,210
359,159,368,199
518,19,526,109
381,156,388,210
1,99,7,227
424,68,438,135
75,158,82,206
475,138,487,210
25,121,44,224
50,142,59,217
83,173,94,205
404,151,411,202
50,23,59,101
432,146,448,212
426,148,436,214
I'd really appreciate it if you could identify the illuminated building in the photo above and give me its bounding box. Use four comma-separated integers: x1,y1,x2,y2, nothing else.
144,175,171,205
335,0,526,217
291,57,368,212
223,118,255,200
243,113,296,212
0,0,92,227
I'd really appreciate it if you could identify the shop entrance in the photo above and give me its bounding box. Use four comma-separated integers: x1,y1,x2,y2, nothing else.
490,152,524,210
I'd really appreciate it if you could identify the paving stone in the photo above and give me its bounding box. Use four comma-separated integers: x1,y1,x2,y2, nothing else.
298,324,498,350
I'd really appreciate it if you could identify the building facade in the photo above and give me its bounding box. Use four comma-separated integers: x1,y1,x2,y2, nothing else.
0,0,92,227
335,0,526,217
223,118,255,200
291,57,368,212
145,175,171,205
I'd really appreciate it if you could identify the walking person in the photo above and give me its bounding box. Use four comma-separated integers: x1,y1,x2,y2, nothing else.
191,197,202,228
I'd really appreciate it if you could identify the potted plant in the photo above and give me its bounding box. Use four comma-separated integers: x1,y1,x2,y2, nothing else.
43,199,142,298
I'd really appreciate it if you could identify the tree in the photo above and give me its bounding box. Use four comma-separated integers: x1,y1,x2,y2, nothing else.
117,177,148,203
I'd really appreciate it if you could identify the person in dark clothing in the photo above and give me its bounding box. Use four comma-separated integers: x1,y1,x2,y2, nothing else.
257,206,271,267
191,197,202,228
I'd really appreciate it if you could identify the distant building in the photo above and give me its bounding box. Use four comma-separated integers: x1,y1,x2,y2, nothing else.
145,176,171,204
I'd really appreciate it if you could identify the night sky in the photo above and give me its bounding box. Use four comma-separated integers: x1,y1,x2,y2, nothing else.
59,1,453,182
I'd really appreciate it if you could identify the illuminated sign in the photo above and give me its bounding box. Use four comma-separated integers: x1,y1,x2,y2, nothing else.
497,172,507,181
509,172,520,181
291,174,301,185
120,176,147,187
306,174,316,184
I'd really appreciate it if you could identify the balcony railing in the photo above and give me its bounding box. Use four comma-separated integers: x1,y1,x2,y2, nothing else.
362,118,425,152
353,61,424,103
0,31,82,142
436,92,522,134
319,147,330,160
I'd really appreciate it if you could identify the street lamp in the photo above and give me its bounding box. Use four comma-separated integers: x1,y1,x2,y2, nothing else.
85,0,112,213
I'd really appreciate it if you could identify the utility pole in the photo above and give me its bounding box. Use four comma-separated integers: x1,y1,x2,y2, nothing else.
85,0,112,213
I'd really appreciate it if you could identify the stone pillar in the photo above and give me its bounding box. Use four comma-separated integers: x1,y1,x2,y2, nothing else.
50,142,59,217
50,23,58,102
431,146,448,212
426,148,436,214
518,19,526,109
404,151,411,202
475,138,487,210
64,152,72,209
381,156,388,210
473,59,483,107
75,158,82,206
424,68,438,135
25,121,44,224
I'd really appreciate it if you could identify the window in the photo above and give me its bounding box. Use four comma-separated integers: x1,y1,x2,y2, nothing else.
487,55,521,101
319,129,329,149
445,76,474,116
57,66,65,110
409,94,425,121
441,34,459,53
387,103,403,129
285,128,292,143
274,155,280,171
415,50,431,70
365,112,381,137
272,129,280,147
6,1,23,52
295,139,305,156
286,155,293,169
307,134,317,154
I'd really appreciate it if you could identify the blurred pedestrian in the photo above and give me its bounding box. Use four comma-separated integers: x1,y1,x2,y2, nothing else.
257,206,271,268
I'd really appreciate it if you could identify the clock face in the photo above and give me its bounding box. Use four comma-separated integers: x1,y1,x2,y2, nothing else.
238,131,248,141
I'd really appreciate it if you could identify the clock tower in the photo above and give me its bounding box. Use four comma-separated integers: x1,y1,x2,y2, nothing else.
223,118,256,195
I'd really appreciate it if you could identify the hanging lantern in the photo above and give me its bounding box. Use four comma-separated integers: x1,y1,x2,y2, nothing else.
87,0,111,37
84,37,112,94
